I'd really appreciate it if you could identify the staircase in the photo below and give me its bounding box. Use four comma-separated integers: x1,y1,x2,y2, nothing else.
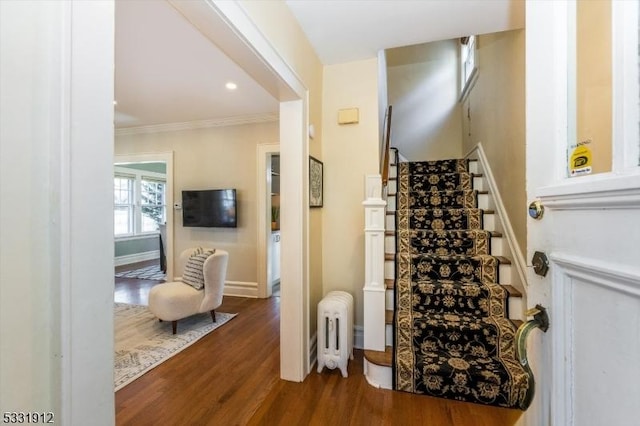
364,152,535,410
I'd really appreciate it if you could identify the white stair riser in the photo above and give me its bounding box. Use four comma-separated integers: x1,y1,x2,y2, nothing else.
389,165,397,179
386,323,393,345
509,296,524,322
490,236,503,256
364,360,392,389
386,288,394,307
499,263,512,285
386,215,395,230
387,196,396,211
385,235,395,253
388,180,397,194
468,160,479,174
472,176,484,191
483,214,495,231
384,260,395,280
477,193,490,210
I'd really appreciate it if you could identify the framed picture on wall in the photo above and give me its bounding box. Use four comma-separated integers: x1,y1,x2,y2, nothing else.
309,156,323,208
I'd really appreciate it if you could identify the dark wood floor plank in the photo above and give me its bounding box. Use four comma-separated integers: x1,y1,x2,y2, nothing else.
114,278,522,426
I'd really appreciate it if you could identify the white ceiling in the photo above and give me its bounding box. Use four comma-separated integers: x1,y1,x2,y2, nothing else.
115,0,524,129
114,0,278,129
286,0,525,65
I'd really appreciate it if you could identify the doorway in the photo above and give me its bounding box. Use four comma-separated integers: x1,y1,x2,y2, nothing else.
257,143,281,299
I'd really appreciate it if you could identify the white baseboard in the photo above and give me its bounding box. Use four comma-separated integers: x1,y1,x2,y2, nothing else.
354,325,364,349
114,250,160,267
223,281,258,298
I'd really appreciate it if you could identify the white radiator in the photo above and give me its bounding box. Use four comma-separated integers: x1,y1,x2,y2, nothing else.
317,291,354,377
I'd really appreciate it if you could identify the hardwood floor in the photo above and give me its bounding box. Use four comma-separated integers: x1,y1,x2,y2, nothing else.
114,260,164,305
114,278,522,425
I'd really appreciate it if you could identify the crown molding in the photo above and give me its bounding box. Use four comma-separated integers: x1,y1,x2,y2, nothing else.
115,112,279,136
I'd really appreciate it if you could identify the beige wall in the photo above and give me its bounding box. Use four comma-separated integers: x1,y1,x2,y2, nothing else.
461,29,527,255
322,58,380,326
387,40,463,161
116,122,279,285
238,0,325,333
576,0,612,174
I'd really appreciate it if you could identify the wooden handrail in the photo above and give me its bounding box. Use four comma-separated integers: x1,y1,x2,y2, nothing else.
380,105,393,187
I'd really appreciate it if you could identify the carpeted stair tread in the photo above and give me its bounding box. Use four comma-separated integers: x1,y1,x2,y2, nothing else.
409,313,518,352
386,229,502,238
409,279,509,317
411,348,530,409
396,208,486,230
397,313,520,357
403,189,478,209
398,253,501,284
400,159,469,174
408,172,474,192
399,229,492,256
390,208,496,215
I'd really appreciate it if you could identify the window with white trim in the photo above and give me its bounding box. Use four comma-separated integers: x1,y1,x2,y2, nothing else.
114,176,134,236
460,35,478,98
114,167,166,237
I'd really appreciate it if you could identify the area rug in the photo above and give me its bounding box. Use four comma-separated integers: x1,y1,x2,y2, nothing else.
115,264,166,281
114,302,237,391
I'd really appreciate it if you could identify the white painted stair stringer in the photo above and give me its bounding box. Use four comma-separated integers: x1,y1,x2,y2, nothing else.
466,143,528,319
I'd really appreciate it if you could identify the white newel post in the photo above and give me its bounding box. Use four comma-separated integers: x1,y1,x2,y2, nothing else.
363,174,387,351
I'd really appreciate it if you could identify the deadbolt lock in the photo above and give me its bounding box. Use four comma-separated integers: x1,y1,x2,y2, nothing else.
528,200,544,220
532,251,549,277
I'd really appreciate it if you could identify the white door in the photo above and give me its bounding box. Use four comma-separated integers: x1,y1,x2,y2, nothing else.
525,2,640,426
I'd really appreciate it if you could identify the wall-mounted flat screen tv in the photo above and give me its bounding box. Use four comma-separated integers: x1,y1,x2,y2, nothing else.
182,189,237,228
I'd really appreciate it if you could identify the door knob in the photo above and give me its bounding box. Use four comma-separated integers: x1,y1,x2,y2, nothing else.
528,200,544,220
532,251,549,277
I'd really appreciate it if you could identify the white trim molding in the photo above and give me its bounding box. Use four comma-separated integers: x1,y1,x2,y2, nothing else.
537,172,640,210
115,113,278,136
353,325,364,349
465,143,528,294
114,250,160,267
223,281,259,298
551,253,640,298
549,252,640,426
172,278,259,298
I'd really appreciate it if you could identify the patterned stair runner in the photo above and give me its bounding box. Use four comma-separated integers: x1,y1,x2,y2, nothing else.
393,159,531,409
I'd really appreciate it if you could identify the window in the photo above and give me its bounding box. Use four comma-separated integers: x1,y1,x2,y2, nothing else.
140,179,166,233
460,35,478,99
114,168,166,237
114,176,134,236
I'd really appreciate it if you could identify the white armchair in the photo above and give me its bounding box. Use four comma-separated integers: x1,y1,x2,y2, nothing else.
148,248,228,334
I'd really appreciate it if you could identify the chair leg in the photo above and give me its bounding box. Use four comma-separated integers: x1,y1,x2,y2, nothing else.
210,310,216,323
172,320,177,334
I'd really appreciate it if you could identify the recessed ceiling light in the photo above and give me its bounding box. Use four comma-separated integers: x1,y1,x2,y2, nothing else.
113,100,118,106
225,82,238,90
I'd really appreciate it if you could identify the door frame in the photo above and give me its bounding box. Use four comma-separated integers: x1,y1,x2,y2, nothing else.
167,0,311,381
256,143,281,298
